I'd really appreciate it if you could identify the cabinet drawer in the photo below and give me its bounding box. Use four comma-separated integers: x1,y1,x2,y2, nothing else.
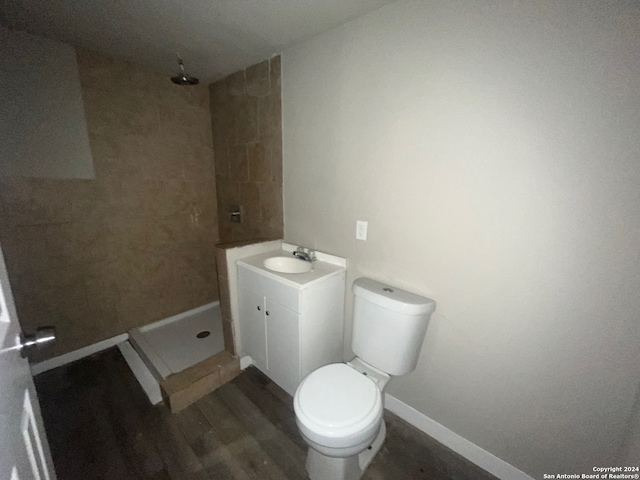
237,265,300,312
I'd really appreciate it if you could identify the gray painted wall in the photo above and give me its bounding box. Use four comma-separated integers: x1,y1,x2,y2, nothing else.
282,0,640,476
0,27,94,179
616,384,640,465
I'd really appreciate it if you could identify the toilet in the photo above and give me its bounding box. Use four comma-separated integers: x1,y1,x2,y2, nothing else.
294,277,436,480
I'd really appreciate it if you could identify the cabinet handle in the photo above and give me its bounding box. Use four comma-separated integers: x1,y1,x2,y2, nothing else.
266,311,270,316
257,306,261,311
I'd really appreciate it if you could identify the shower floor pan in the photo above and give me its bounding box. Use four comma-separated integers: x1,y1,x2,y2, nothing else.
128,302,224,382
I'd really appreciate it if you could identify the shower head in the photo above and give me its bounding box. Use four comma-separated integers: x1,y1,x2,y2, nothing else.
171,56,199,85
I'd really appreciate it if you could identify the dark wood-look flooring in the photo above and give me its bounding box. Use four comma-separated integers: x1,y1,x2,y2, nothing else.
34,348,498,480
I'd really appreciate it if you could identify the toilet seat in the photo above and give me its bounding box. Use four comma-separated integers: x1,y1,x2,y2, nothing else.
294,363,383,449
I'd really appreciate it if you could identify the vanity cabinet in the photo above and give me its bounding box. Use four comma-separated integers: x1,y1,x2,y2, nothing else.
237,258,345,396
238,289,300,393
238,288,268,368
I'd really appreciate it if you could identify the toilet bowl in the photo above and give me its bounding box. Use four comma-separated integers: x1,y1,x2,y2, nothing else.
294,278,436,480
294,361,389,480
294,363,384,454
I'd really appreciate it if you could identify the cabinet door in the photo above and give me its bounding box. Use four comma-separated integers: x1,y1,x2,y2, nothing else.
265,299,300,395
238,287,267,369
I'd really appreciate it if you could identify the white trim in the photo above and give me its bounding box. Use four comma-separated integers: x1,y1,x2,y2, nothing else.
240,355,253,370
384,394,534,480
21,390,45,480
30,333,128,376
128,327,171,380
136,301,219,332
117,341,163,405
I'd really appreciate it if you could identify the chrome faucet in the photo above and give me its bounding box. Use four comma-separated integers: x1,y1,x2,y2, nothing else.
293,247,316,262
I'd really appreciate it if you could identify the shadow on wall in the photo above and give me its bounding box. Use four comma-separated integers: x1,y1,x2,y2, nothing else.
281,0,640,477
209,56,283,244
0,44,219,361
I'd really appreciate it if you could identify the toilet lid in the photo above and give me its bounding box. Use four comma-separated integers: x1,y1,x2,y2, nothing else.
296,363,380,429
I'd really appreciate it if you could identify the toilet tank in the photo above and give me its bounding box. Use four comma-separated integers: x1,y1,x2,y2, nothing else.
351,278,436,376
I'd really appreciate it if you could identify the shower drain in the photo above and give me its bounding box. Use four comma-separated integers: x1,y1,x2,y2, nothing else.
196,331,211,339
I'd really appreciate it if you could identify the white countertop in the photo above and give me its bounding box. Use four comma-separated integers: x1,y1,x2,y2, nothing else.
236,249,346,289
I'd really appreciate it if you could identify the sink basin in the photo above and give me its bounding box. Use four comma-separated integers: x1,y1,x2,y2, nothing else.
263,256,313,274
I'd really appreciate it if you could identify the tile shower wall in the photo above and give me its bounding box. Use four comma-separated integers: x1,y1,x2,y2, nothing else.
0,49,219,360
210,56,283,243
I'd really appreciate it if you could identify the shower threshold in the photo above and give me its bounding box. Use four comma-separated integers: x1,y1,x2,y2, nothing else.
120,302,240,411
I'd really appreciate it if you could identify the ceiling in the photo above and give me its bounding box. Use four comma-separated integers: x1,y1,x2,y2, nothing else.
0,0,396,84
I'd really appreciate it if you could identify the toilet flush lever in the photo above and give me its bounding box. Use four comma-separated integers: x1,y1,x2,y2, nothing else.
18,327,56,358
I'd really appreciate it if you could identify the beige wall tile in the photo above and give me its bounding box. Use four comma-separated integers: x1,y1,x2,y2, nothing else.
257,223,283,241
215,248,228,274
269,55,281,91
240,182,261,225
225,71,245,97
82,87,160,139
235,96,258,144
229,145,249,182
2,221,107,275
213,108,236,152
247,143,270,182
213,144,230,179
217,213,232,241
14,268,88,320
217,277,231,320
246,60,270,97
270,143,283,185
260,183,283,227
219,355,240,383
0,178,103,227
158,105,213,148
222,315,235,355
257,90,281,141
215,180,240,212
210,56,282,244
0,48,220,359
209,79,227,105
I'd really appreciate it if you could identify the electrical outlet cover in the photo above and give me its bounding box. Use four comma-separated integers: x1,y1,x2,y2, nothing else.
356,220,368,240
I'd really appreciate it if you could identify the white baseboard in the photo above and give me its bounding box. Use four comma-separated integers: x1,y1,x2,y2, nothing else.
240,355,252,370
30,333,129,376
118,341,163,405
384,394,534,480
